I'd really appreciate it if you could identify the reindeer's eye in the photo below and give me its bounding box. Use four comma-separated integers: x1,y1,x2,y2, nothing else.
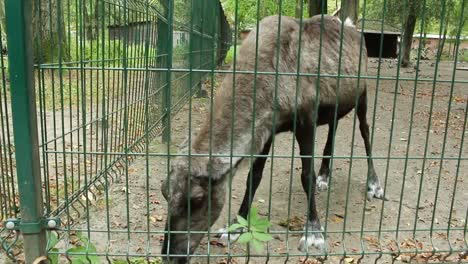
190,184,205,204
190,194,204,204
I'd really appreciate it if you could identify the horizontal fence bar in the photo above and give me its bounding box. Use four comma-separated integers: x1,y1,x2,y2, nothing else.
35,66,468,84
42,151,468,161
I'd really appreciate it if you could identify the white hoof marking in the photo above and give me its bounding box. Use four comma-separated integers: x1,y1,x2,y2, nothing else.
298,232,326,253
217,227,241,244
316,175,328,192
367,182,384,201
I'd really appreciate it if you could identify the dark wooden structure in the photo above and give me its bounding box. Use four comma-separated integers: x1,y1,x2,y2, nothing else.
108,21,157,46
357,19,401,58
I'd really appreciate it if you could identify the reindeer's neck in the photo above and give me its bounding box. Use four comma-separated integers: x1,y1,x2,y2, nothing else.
190,89,274,176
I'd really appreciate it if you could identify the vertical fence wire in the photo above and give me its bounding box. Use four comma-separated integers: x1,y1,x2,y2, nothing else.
0,17,20,260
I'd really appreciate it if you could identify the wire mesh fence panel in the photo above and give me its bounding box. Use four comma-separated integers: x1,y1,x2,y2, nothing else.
1,0,467,263
0,20,22,260
1,0,230,262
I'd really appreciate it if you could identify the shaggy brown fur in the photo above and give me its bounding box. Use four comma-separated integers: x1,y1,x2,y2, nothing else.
162,15,382,263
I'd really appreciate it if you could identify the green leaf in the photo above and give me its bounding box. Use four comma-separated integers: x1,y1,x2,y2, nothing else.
69,255,88,264
236,215,248,226
67,246,99,264
248,207,258,223
87,241,98,253
79,235,89,244
250,239,264,252
237,232,253,244
227,223,245,232
251,219,271,232
49,248,59,264
252,232,273,242
67,246,87,254
47,232,59,250
74,254,99,264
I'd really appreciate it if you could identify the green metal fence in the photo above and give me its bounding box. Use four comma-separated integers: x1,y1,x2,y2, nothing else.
0,19,21,260
0,0,467,263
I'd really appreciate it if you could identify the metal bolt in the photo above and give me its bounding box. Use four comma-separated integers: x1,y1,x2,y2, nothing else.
47,219,57,229
5,221,15,230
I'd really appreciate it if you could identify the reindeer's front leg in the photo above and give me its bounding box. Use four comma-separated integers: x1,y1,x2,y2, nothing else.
218,137,273,243
296,121,326,253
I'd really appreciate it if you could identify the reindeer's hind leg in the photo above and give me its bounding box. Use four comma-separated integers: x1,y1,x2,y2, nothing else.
218,137,272,243
357,92,385,201
317,121,339,192
296,122,326,253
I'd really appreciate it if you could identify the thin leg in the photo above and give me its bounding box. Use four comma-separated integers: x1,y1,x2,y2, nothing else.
295,123,325,252
357,92,385,201
317,121,339,192
218,137,272,242
237,137,272,218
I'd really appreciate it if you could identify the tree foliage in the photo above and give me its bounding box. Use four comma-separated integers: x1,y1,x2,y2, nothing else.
220,0,467,35
221,0,305,30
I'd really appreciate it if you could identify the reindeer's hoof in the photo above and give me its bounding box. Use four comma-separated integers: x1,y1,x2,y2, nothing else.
298,222,326,253
316,175,328,192
217,227,241,244
366,182,387,201
298,232,326,253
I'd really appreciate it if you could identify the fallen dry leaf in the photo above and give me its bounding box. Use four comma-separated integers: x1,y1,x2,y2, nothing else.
209,240,225,247
278,216,305,231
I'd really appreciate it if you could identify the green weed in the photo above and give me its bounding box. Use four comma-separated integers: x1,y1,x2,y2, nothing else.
227,206,273,252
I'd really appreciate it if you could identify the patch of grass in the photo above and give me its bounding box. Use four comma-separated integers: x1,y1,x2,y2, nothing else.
458,50,468,62
36,69,106,110
172,43,189,63
224,45,241,65
149,139,179,154
113,258,162,264
69,39,157,67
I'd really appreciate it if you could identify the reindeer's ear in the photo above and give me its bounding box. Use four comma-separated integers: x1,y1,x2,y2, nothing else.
178,131,198,153
205,157,240,181
161,179,170,201
178,138,190,153
189,156,240,181
161,163,183,202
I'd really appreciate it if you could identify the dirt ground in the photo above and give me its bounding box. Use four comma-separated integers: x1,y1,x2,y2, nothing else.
1,59,467,264
64,59,467,263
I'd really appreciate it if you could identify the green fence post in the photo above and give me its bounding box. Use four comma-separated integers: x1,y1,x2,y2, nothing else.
157,0,174,143
5,0,47,262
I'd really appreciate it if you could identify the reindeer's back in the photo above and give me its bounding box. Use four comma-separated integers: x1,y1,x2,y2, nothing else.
229,15,367,115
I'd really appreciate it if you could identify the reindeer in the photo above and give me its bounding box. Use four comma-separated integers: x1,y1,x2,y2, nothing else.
161,14,385,263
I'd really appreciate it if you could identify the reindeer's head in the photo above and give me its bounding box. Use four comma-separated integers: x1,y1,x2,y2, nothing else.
161,158,227,263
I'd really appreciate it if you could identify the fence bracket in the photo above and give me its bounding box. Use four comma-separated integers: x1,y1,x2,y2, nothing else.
3,217,61,234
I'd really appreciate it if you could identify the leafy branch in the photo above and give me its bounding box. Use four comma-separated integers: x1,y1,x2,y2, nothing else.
227,207,273,252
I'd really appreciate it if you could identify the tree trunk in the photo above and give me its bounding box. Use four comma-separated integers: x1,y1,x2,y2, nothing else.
93,0,100,37
83,0,100,40
295,0,302,18
342,0,358,23
437,18,449,59
32,0,69,63
401,1,418,67
309,0,327,17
